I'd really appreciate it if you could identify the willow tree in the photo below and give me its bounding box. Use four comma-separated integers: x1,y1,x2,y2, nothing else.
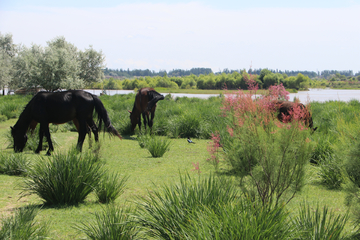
12,36,104,92
0,32,17,95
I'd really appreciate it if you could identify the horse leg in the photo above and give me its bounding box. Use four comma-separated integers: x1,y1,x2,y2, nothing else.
87,118,99,142
72,118,80,132
76,119,87,152
142,112,148,131
35,124,45,154
149,108,155,129
29,120,38,134
138,114,142,131
42,123,54,156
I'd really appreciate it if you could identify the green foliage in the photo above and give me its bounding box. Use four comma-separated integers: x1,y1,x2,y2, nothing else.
292,203,349,240
317,155,344,189
95,171,129,203
136,132,151,148
0,206,49,240
145,135,171,158
0,32,16,90
76,204,139,240
310,136,334,164
11,36,104,91
217,90,312,206
135,174,239,239
0,153,30,176
21,148,104,205
183,200,293,240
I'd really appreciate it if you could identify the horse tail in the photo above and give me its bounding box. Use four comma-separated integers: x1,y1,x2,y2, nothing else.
93,95,122,139
146,90,165,112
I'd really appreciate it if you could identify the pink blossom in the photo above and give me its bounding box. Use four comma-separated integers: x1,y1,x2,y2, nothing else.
191,162,201,174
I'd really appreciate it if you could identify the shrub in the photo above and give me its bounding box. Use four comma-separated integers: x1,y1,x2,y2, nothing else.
145,136,171,158
292,203,349,240
21,148,104,205
210,86,313,206
95,171,129,203
0,206,49,239
0,153,30,176
76,204,138,240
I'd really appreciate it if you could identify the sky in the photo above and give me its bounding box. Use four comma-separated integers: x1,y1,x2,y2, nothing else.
1,0,359,73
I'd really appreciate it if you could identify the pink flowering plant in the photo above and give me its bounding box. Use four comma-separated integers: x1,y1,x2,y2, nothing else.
208,81,313,206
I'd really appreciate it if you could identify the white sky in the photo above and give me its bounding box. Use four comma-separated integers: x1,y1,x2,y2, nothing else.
1,0,359,73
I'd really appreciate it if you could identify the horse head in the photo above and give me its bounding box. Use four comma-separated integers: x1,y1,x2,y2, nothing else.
128,110,138,131
10,126,28,152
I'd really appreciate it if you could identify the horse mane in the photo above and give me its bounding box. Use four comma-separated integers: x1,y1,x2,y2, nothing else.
14,93,39,130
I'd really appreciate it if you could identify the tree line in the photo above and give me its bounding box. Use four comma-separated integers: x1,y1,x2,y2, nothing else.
103,67,213,78
104,67,359,79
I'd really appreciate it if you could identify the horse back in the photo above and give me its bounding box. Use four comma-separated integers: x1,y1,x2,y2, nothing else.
31,90,95,124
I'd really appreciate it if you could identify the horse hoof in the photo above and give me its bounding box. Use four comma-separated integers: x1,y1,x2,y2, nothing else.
46,152,51,156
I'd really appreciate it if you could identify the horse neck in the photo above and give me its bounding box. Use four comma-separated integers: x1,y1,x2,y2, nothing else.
14,106,32,132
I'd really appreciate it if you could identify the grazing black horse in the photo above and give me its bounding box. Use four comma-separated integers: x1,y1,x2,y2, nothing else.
128,88,164,131
11,90,121,155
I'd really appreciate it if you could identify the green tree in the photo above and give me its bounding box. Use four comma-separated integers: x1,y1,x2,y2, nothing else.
0,32,17,95
78,46,105,85
12,36,105,92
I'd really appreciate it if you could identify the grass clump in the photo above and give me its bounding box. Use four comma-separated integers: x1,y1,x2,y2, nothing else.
95,172,129,203
0,206,49,239
145,135,171,158
292,203,349,240
21,148,104,205
317,155,344,189
136,132,151,148
0,153,30,176
135,174,239,239
76,204,139,240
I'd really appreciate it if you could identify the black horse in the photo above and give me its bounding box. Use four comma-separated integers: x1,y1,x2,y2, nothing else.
11,90,121,155
128,88,165,131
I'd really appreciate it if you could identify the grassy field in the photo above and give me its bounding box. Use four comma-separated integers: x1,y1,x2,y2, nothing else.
0,118,216,239
0,94,359,239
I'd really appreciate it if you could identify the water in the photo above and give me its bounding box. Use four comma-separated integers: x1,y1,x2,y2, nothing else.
91,88,360,103
288,88,360,103
3,88,360,103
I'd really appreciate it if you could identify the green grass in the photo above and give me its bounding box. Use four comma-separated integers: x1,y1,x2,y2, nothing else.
0,98,359,239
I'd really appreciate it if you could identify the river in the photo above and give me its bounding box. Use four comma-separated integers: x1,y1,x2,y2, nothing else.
4,88,360,103
87,88,360,103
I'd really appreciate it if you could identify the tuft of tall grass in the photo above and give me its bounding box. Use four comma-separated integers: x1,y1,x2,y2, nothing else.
310,136,334,165
0,153,30,176
135,173,239,239
184,199,293,240
95,171,129,203
1,102,19,119
317,155,344,189
21,148,104,205
136,132,151,148
292,202,349,240
0,206,49,239
75,204,139,240
145,135,171,158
